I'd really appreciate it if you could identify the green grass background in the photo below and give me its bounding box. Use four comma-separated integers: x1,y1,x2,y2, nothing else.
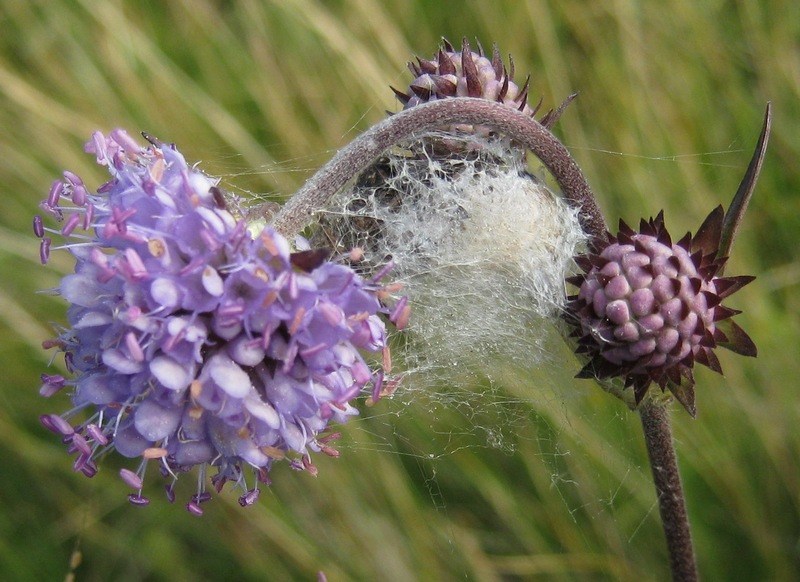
1,1,798,580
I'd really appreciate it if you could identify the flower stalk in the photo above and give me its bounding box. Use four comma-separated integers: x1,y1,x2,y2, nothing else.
270,97,606,242
640,403,697,582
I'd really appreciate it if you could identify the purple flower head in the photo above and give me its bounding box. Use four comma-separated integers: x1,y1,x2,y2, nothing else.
566,209,756,417
35,130,400,512
392,37,575,132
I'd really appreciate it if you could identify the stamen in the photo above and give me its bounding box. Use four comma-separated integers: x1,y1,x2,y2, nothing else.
85,424,109,446
39,374,66,397
185,501,204,516
33,215,44,238
128,494,151,506
61,213,82,237
39,238,51,264
238,489,260,507
120,468,144,489
47,180,63,208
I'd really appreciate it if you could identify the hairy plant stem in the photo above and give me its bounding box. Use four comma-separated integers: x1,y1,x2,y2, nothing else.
640,403,698,582
270,97,607,243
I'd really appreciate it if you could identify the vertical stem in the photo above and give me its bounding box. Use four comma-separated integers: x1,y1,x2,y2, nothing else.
639,403,698,582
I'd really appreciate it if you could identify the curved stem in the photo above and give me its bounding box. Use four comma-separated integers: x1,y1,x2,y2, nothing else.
640,403,698,582
270,97,607,244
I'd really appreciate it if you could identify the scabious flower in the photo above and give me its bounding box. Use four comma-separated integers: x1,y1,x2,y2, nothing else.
565,208,757,416
35,130,401,513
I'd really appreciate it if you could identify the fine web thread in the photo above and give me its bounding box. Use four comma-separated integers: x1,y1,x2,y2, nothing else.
309,131,587,397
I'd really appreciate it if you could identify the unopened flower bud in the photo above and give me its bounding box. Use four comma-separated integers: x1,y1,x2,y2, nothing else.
566,208,756,416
